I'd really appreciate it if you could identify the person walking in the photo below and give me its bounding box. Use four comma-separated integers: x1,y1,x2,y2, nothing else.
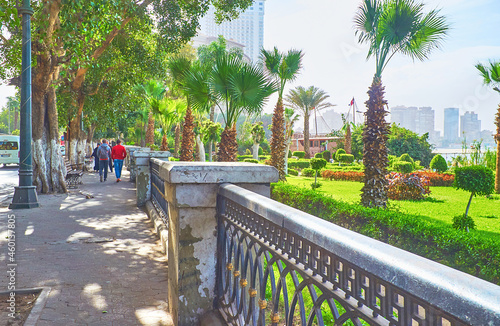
91,143,100,173
112,139,127,182
97,139,112,182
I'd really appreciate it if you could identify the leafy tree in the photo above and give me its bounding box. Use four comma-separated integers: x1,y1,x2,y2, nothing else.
430,154,448,173
476,60,500,193
285,86,334,159
354,0,449,208
135,80,167,147
262,47,303,181
250,122,265,160
310,157,327,186
387,124,434,167
454,165,494,224
0,0,254,193
284,107,300,173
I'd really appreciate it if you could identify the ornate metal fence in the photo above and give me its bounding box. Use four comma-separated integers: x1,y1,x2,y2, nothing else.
216,183,500,326
150,160,168,225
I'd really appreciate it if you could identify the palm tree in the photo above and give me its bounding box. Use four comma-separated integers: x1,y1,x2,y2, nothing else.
476,60,500,193
211,54,276,161
262,47,303,180
135,80,167,148
155,98,186,151
354,0,449,208
284,107,300,173
285,86,334,158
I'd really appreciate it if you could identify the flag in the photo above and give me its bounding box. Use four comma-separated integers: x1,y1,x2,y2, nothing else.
349,97,354,106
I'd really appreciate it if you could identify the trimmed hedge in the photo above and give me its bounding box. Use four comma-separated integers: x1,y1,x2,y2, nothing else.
430,154,448,173
338,154,355,164
293,151,306,158
322,150,331,161
271,183,500,285
243,158,259,164
301,168,315,177
288,160,310,170
288,168,299,176
237,155,268,161
314,153,323,158
393,161,413,173
321,170,364,182
335,148,346,161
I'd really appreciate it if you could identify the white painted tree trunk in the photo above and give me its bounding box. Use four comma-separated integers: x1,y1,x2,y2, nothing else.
284,139,292,174
33,138,67,193
252,143,259,160
69,139,78,164
196,135,205,162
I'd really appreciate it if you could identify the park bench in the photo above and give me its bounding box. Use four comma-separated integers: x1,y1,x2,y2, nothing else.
64,158,84,188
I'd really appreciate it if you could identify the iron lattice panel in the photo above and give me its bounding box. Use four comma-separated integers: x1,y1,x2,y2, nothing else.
216,197,467,326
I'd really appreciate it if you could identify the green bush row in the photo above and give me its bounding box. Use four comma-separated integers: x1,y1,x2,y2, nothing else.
237,155,269,161
271,183,500,285
288,160,310,170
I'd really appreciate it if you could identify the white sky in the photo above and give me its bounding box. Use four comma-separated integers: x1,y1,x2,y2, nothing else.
262,0,500,133
1,0,500,133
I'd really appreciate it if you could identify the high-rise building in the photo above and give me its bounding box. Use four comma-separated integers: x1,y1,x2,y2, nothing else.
390,106,435,136
199,1,265,63
460,111,481,141
444,108,459,143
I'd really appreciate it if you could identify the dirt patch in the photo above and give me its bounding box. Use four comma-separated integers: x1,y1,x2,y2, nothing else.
0,292,40,326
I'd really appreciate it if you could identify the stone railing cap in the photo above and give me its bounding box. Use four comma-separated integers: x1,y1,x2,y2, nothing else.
152,160,279,184
133,150,171,158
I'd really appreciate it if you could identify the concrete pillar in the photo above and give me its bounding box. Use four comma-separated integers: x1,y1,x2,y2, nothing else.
133,150,171,206
154,161,278,325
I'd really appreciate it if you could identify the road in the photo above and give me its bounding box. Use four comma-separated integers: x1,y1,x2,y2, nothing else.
0,165,18,207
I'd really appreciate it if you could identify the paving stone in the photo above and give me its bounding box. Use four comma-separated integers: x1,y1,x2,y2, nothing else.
0,170,172,325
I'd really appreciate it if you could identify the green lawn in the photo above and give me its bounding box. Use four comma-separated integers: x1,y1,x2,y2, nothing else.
286,176,500,238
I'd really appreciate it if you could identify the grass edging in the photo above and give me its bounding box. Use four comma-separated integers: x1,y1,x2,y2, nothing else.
271,182,500,285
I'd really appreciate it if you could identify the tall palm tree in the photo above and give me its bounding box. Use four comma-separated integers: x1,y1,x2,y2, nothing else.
284,107,300,173
354,0,449,208
155,98,186,151
476,60,500,193
262,47,303,180
285,86,334,158
211,54,276,161
135,80,167,148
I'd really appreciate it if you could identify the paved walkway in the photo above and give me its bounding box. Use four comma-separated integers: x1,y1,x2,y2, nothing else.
0,170,173,325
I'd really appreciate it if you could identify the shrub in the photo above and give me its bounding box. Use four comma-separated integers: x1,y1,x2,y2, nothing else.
293,151,306,159
387,172,430,200
288,150,293,158
258,146,264,155
452,214,476,232
301,168,315,177
288,160,310,170
338,154,354,164
400,153,414,165
454,165,495,219
335,148,346,161
310,158,327,185
310,182,322,189
314,153,323,158
393,161,413,173
430,154,448,173
288,168,299,176
169,157,180,161
245,148,251,155
322,150,331,161
321,170,364,182
414,171,454,187
243,158,259,164
271,183,500,285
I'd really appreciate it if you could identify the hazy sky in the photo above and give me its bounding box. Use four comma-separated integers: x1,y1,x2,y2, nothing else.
262,0,500,133
1,0,500,133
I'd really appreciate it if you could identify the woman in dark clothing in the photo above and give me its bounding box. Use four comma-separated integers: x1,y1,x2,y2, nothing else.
91,144,100,172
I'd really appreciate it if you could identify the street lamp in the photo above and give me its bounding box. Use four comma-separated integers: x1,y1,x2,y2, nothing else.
10,0,39,209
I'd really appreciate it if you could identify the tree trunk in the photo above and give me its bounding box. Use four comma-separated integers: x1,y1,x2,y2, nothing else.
196,134,205,162
361,77,389,208
252,142,259,160
345,124,352,154
145,111,155,147
465,191,474,219
161,134,169,151
208,105,215,162
14,110,19,131
270,97,286,181
180,107,195,161
495,103,500,193
284,138,292,174
174,123,181,158
304,113,310,159
218,125,238,162
86,122,96,156
30,1,66,193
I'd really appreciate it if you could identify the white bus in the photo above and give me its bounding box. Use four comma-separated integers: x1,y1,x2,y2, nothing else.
0,135,20,166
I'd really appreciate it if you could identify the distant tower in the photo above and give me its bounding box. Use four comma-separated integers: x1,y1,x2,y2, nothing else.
417,107,435,136
390,106,418,132
199,1,265,63
444,108,459,143
460,111,481,141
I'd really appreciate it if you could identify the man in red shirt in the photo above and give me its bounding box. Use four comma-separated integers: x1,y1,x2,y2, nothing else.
111,139,127,182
